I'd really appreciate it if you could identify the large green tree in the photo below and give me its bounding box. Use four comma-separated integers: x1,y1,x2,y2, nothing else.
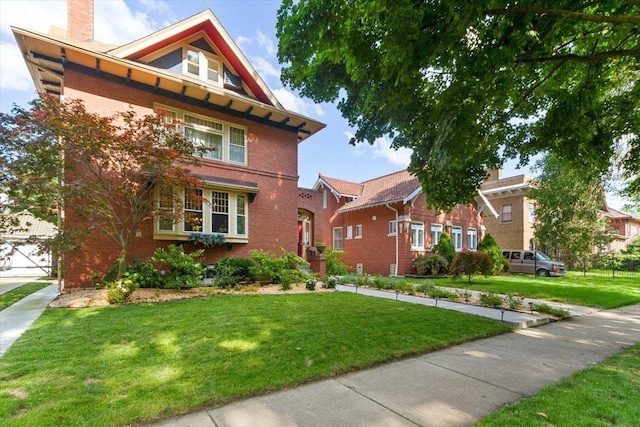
277,0,640,211
0,96,201,280
528,154,616,257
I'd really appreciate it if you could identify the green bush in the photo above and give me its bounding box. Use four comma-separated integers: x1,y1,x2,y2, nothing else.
305,277,317,291
324,275,339,288
325,247,350,275
478,233,506,274
105,275,140,304
414,254,449,276
213,257,254,288
433,232,456,266
125,262,164,288
479,292,502,307
151,244,205,289
249,249,310,286
450,251,494,283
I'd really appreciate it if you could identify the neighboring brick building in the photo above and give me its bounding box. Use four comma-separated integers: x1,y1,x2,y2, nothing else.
603,204,640,252
13,3,324,287
480,169,537,250
307,170,494,276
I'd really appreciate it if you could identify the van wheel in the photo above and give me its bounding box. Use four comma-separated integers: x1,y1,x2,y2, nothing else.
536,269,550,277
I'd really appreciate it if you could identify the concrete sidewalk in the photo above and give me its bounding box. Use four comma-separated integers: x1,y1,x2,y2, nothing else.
153,303,640,427
0,281,57,357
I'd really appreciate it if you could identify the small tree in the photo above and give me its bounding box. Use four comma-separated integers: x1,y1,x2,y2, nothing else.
450,251,494,283
0,96,201,280
478,234,506,274
433,232,455,266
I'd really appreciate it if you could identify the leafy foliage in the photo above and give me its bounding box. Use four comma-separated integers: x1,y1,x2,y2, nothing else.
0,96,200,278
213,257,254,288
450,251,494,284
433,232,456,265
478,233,507,274
325,247,350,275
277,1,640,210
151,245,205,289
189,232,226,247
249,249,311,285
414,254,448,276
529,154,617,257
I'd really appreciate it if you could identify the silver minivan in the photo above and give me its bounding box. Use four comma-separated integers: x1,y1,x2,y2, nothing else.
502,250,567,277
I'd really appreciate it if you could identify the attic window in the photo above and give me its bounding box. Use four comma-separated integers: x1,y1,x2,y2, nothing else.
184,47,221,85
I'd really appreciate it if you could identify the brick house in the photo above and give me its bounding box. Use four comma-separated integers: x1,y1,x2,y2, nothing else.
13,2,324,287
481,169,640,253
307,170,495,276
481,169,537,250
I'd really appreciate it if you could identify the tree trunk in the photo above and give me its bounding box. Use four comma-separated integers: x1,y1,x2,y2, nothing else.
116,247,127,279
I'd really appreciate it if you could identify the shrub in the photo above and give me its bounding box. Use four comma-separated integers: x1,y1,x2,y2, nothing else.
450,251,494,283
433,232,456,266
478,233,506,274
125,262,164,288
324,275,339,289
325,247,350,275
479,292,502,307
189,232,225,247
151,245,205,289
414,254,449,276
213,257,254,288
105,275,139,304
305,277,317,291
249,249,310,286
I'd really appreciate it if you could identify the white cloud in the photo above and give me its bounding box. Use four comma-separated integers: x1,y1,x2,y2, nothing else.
94,1,161,44
251,56,281,80
256,29,276,57
273,88,324,118
347,132,412,167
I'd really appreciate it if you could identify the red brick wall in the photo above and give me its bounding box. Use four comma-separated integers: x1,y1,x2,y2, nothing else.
62,69,300,287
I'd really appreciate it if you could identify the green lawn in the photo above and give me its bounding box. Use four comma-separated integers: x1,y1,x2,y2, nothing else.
0,281,52,311
477,342,640,426
0,292,512,427
427,273,640,309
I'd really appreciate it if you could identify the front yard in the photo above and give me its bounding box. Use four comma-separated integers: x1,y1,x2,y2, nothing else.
0,292,511,426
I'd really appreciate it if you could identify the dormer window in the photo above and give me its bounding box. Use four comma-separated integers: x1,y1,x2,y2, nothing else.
184,47,221,85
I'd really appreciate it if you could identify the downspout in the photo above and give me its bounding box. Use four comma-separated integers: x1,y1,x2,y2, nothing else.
386,203,399,277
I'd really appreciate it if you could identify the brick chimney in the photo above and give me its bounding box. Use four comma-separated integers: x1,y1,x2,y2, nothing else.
67,0,94,42
486,169,503,181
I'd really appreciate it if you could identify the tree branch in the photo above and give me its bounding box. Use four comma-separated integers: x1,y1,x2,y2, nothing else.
517,47,640,63
484,7,640,25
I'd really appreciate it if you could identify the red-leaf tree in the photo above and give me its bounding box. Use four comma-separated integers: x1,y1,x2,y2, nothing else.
0,95,201,280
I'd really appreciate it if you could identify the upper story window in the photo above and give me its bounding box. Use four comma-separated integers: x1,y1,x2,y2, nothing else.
501,204,513,223
184,47,221,85
346,225,353,240
156,105,247,165
333,227,344,251
355,224,362,239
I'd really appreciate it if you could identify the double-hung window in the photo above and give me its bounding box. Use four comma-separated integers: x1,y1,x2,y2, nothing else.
184,189,203,232
333,227,344,250
452,226,463,251
211,191,229,233
185,48,221,85
430,223,443,247
411,222,425,250
156,106,247,166
501,204,513,222
388,220,397,236
157,185,175,232
355,224,362,239
467,228,477,251
346,225,353,240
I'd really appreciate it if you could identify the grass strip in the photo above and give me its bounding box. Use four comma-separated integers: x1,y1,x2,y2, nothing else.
477,342,640,426
0,292,512,426
0,281,52,311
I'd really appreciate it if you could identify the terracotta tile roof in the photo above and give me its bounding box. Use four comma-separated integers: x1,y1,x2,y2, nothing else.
605,206,640,221
318,174,364,198
335,170,421,213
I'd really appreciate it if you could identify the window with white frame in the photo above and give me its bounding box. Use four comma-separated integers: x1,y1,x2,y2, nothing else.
184,189,203,231
467,228,477,250
501,204,513,222
333,227,344,250
156,106,247,165
346,225,353,240
452,226,463,251
156,187,248,240
355,224,362,239
430,223,443,247
411,222,425,250
184,47,221,85
388,220,397,236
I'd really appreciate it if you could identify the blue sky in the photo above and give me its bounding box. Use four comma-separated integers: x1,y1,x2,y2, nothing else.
0,0,628,209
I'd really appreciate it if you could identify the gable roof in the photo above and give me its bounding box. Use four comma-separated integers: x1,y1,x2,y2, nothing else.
12,9,324,141
315,174,364,199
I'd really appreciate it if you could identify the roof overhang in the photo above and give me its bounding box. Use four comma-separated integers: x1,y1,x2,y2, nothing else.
12,26,325,142
476,190,499,218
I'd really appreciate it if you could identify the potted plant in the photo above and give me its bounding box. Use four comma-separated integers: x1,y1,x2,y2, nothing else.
315,241,326,254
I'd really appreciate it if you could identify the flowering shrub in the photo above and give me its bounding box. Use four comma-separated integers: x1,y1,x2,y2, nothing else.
105,276,139,304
